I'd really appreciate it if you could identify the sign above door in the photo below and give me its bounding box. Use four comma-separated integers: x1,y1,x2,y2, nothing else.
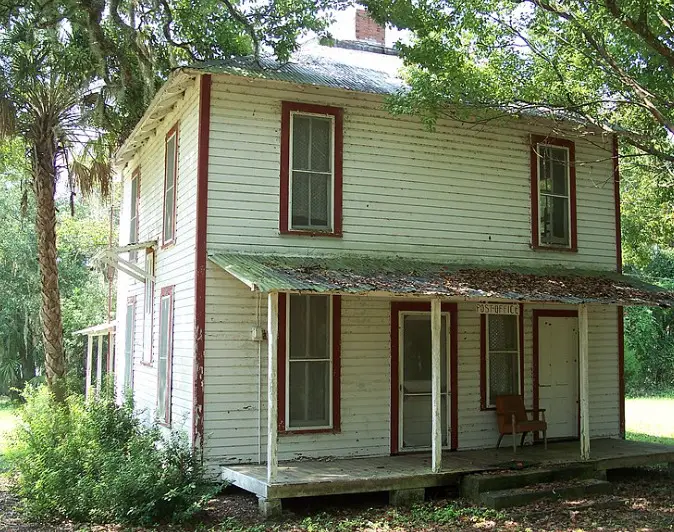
476,303,520,315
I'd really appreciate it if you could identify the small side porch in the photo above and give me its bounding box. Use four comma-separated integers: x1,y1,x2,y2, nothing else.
223,438,674,507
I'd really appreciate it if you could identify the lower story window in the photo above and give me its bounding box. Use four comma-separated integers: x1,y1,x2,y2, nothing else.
485,314,520,407
283,293,340,431
157,286,174,425
124,297,135,391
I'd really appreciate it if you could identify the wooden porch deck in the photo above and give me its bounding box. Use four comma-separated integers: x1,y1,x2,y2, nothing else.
222,438,674,500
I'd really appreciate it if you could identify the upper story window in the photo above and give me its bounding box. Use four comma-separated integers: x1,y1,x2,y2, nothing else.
531,136,577,251
280,102,343,236
163,124,178,246
129,169,140,260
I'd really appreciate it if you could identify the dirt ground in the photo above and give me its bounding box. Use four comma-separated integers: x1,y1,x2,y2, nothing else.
0,467,673,531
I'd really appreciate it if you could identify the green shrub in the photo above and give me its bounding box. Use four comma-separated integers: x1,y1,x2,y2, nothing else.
7,385,218,525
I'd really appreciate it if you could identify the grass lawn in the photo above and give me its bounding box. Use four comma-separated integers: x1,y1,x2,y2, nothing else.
625,396,674,446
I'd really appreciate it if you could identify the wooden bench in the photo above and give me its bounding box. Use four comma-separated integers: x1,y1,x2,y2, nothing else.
496,394,547,452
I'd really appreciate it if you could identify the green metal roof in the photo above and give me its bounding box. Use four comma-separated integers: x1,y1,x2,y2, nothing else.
209,253,674,307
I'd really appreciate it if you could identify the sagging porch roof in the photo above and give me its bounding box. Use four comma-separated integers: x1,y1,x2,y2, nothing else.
209,252,674,307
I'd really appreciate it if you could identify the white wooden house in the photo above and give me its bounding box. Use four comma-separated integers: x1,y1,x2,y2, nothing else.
109,12,674,514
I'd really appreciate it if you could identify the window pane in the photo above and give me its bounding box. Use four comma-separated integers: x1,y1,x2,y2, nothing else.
157,295,171,420
124,304,134,389
289,360,330,427
310,117,331,172
166,135,176,187
550,148,568,195
291,171,309,227
402,315,448,393
292,115,311,171
289,294,307,360
489,352,519,405
540,195,569,246
310,173,330,228
164,135,176,242
129,177,138,242
163,187,175,242
488,315,518,351
289,295,330,360
538,146,552,193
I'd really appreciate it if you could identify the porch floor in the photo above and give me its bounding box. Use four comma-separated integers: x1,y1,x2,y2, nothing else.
222,438,674,500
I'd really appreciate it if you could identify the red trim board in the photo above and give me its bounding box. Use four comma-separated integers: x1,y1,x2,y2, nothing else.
279,101,343,237
192,74,211,449
390,301,458,454
277,293,342,435
530,135,578,252
613,134,626,438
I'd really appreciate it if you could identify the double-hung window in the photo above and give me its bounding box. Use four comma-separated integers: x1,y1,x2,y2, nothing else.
129,169,139,260
163,125,178,246
280,102,343,236
124,297,136,392
531,136,577,250
482,314,521,409
281,294,341,432
157,286,174,425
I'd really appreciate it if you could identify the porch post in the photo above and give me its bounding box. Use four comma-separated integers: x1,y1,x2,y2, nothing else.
579,304,590,460
96,334,103,396
431,298,442,473
267,292,279,483
85,335,93,399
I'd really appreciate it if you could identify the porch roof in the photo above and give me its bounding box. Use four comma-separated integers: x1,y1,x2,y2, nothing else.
209,252,674,307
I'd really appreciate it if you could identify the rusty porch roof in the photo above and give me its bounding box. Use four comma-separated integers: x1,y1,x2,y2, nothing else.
209,253,674,307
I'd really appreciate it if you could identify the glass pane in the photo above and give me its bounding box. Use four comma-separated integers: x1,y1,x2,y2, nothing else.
292,115,311,171
310,117,332,172
488,315,518,351
402,315,447,394
552,196,569,241
289,360,330,427
291,171,309,227
550,148,568,195
163,186,175,242
489,352,519,406
166,135,176,187
124,304,134,388
402,395,447,449
289,295,330,360
157,296,170,419
538,146,552,193
310,173,330,228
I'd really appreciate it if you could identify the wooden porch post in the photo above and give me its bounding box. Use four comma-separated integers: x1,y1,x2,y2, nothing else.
267,292,279,483
431,298,442,473
579,304,590,460
85,335,93,399
96,334,103,396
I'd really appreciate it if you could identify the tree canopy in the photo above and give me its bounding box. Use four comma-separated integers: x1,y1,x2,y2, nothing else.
365,0,674,162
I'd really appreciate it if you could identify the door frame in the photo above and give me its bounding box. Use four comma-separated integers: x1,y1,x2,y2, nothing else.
532,309,579,440
390,302,458,454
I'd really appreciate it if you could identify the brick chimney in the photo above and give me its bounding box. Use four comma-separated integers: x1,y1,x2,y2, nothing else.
355,8,385,45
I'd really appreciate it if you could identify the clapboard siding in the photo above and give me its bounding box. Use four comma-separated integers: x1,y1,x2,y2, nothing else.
203,266,620,466
206,75,617,267
114,79,200,435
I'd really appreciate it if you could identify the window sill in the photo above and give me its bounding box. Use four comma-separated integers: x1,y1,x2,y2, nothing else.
161,238,176,250
280,229,342,238
481,406,497,412
140,361,153,367
280,428,340,436
531,243,578,253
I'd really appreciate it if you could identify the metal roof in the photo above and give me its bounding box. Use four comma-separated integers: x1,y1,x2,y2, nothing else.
209,252,674,307
185,44,405,96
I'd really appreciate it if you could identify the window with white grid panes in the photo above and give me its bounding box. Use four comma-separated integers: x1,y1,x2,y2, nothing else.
486,314,520,407
289,112,334,231
287,294,332,429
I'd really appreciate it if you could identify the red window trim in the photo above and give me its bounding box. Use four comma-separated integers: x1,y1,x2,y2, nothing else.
390,301,459,454
613,134,625,437
279,101,343,237
530,135,578,252
277,293,341,435
140,249,155,367
162,123,179,248
479,304,525,411
157,285,175,426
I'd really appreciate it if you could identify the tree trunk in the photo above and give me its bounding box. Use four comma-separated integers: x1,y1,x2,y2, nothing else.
33,146,66,401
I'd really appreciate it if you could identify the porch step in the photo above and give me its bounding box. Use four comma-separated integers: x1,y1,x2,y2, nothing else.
460,465,600,499
478,478,612,509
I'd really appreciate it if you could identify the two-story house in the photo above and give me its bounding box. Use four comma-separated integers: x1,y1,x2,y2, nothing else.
109,10,674,515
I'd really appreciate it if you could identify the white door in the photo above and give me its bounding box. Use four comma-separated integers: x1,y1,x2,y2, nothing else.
538,316,579,439
399,312,450,451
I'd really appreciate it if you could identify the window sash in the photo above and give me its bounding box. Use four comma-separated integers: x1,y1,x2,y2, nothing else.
157,290,173,424
142,251,154,364
288,112,335,232
124,301,135,391
163,131,177,244
537,143,571,247
485,315,520,408
129,174,138,244
286,294,333,430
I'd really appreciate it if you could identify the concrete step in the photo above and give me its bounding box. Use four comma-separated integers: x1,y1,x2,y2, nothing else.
478,478,612,509
460,465,602,499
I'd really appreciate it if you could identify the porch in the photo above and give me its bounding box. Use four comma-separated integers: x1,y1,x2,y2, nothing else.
222,438,674,500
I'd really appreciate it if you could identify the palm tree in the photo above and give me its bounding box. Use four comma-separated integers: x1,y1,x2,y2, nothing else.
0,36,111,401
